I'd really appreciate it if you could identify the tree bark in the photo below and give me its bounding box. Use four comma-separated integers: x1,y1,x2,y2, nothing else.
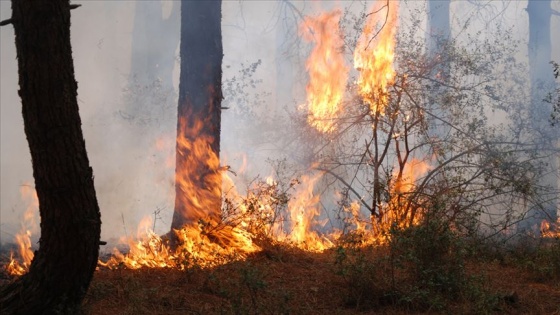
170,0,223,235
525,0,558,228
0,1,102,313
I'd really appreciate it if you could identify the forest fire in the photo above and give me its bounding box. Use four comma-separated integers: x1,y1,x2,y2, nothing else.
301,10,349,134
5,1,555,281
353,0,399,114
6,2,411,273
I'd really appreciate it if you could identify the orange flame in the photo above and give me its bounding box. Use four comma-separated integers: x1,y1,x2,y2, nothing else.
280,173,334,251
373,158,430,240
98,215,259,270
100,118,261,269
354,0,399,114
174,118,223,224
6,184,39,276
541,218,560,238
301,10,349,133
95,0,438,271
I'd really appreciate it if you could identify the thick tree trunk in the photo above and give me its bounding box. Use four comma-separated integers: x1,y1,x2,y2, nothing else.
170,0,223,234
526,0,558,227
0,0,101,314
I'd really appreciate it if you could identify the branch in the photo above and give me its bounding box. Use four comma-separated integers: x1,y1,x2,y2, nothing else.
365,0,390,50
69,4,81,10
314,167,377,217
0,18,13,26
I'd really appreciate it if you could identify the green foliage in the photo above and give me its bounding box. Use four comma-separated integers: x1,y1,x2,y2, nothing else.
390,219,466,300
334,244,385,310
510,237,560,281
334,207,501,313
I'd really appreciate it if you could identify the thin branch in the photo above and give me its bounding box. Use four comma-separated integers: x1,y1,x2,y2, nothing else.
314,167,377,217
0,18,13,26
365,0,390,50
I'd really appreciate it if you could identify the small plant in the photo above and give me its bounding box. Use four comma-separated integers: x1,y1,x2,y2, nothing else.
387,211,501,313
514,236,560,281
334,244,382,310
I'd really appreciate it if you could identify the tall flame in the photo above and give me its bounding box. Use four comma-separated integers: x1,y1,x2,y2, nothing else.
354,0,399,114
174,118,223,225
282,173,334,252
301,10,349,133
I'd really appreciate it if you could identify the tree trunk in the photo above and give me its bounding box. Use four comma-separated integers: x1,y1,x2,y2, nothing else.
426,0,451,140
526,0,558,227
129,0,180,86
0,1,102,314
124,1,180,122
170,0,223,235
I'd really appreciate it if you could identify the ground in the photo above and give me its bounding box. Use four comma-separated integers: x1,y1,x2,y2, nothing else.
2,242,560,314
86,244,560,315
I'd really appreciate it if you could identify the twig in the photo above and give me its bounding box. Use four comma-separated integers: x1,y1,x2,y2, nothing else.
121,213,128,240
0,18,13,26
365,0,390,51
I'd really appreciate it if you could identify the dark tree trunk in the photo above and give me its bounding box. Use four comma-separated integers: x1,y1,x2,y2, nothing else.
525,0,558,227
0,1,102,313
129,0,180,86
170,0,223,235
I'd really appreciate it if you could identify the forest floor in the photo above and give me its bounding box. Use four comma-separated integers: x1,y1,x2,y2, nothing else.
88,242,559,315
2,241,560,314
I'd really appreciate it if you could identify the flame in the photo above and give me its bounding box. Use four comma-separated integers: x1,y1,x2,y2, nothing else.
174,118,223,224
541,218,560,238
6,184,39,276
99,215,259,270
97,157,433,269
100,118,262,269
95,0,435,271
279,173,334,252
373,158,430,240
354,0,399,114
301,10,349,133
